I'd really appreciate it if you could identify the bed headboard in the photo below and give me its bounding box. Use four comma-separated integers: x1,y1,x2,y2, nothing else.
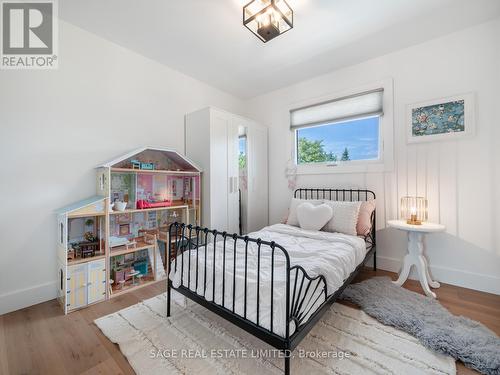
293,188,376,246
294,188,376,202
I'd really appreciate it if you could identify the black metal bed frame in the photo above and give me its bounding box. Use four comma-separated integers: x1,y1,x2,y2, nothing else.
167,188,376,374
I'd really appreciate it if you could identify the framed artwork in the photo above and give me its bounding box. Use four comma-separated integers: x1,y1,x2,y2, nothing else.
407,93,475,143
119,224,130,236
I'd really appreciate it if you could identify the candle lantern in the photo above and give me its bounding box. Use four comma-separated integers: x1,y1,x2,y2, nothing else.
400,196,428,225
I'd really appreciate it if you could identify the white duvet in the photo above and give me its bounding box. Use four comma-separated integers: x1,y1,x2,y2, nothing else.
169,224,367,337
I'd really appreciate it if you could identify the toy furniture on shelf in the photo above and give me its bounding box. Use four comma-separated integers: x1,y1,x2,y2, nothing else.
128,270,141,286
77,241,99,258
56,147,202,314
109,241,155,295
136,199,172,209
133,260,148,276
112,266,134,284
66,215,105,263
130,159,141,169
109,240,154,295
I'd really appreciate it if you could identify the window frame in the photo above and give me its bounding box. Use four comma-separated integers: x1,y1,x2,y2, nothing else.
290,79,394,175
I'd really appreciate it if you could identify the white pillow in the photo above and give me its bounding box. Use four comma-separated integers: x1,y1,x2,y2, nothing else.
286,198,323,227
297,203,333,231
322,201,362,236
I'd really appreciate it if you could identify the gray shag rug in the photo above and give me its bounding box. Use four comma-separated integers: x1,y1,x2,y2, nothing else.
341,277,500,375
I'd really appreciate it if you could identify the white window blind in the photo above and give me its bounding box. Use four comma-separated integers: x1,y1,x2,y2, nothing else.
290,88,384,129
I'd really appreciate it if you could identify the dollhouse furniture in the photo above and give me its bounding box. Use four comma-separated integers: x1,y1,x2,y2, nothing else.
127,270,140,286
78,241,99,258
133,259,148,275
56,147,202,314
125,241,137,250
136,199,172,209
113,266,134,283
113,201,127,211
109,236,129,248
140,162,155,170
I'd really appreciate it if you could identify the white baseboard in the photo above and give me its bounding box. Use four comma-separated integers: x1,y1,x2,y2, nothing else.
372,255,500,295
0,281,57,315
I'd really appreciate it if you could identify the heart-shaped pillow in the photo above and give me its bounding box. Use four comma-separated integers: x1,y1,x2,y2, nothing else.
297,202,333,231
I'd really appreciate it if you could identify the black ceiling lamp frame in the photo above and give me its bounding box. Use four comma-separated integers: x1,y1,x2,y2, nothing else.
243,0,294,43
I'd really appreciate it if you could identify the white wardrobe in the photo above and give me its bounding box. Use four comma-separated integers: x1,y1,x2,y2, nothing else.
185,107,268,234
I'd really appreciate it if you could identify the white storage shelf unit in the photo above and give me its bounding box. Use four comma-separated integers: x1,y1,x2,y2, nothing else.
56,147,202,314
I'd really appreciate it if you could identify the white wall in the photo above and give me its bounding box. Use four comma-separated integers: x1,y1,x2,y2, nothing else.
244,18,500,295
0,21,243,314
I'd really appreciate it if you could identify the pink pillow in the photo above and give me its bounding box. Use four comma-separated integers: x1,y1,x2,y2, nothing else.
357,200,376,235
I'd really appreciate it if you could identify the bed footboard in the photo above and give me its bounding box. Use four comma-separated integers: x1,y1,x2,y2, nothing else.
166,188,376,375
166,223,329,349
167,213,375,373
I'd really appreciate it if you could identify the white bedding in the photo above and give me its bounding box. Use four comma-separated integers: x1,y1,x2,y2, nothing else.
169,224,367,337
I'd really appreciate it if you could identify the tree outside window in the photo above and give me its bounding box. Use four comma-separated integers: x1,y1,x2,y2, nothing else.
296,116,379,165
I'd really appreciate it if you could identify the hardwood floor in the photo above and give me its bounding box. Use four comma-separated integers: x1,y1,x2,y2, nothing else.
1,270,498,375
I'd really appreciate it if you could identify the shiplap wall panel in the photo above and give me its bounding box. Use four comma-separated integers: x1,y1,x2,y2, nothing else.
416,144,427,198
385,171,398,220
406,146,418,197
365,172,386,230
425,145,440,223
438,141,458,236
395,146,407,220
456,137,492,250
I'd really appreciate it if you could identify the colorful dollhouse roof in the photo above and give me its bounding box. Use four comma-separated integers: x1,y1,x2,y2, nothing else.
55,195,106,215
96,147,202,172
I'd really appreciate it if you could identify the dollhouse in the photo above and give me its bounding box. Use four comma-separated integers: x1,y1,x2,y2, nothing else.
56,147,202,314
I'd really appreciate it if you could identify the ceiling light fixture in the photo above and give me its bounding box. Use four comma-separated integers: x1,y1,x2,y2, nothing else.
243,0,293,43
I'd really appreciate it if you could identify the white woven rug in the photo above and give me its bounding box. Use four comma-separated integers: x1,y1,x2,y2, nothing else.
95,292,455,375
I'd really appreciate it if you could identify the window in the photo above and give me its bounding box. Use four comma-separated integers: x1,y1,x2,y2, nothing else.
239,136,247,169
290,85,393,173
296,116,380,164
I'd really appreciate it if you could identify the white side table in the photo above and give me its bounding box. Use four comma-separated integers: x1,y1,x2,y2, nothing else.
387,220,445,298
